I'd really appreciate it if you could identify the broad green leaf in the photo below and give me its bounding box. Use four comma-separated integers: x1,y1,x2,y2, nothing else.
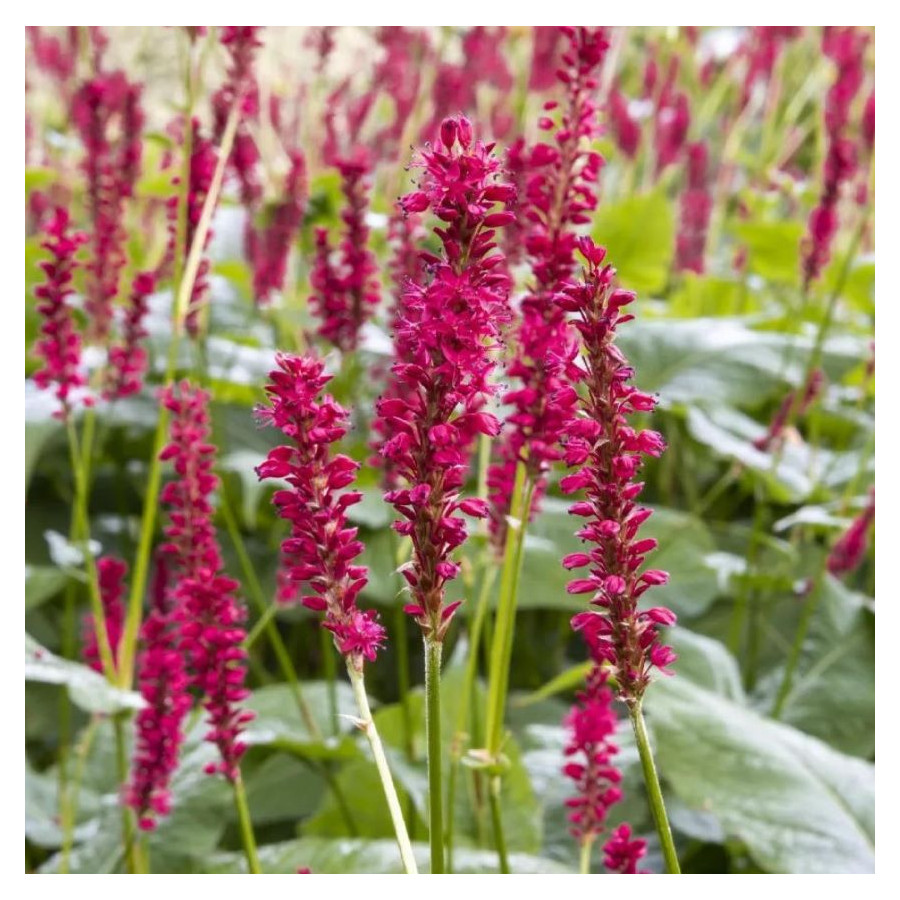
25,565,69,611
732,221,804,287
593,189,675,293
646,676,875,873
207,838,570,874
666,628,745,701
24,633,143,715
243,681,360,760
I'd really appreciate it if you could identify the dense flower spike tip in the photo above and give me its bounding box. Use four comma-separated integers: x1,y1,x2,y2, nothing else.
72,71,145,343
82,556,127,674
310,150,381,351
560,238,676,704
375,115,514,640
802,27,868,288
563,666,624,842
488,26,608,548
256,353,386,666
32,206,91,418
827,493,874,576
603,823,648,874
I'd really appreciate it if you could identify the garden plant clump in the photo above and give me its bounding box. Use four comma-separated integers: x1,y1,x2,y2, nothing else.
24,26,874,875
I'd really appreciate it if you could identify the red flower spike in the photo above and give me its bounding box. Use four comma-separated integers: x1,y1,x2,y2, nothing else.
561,238,676,704
374,116,514,641
256,353,386,667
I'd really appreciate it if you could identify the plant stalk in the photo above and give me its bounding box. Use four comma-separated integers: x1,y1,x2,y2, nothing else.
232,771,262,874
630,701,680,874
424,636,445,873
347,662,418,874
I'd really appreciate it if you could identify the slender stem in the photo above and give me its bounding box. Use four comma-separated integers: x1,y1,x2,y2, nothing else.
485,464,535,757
347,662,418,874
579,836,594,875
772,574,823,718
219,494,319,737
424,636,445,874
630,702,680,874
65,418,116,681
231,771,262,874
446,561,497,872
113,713,140,874
59,715,100,872
488,775,510,874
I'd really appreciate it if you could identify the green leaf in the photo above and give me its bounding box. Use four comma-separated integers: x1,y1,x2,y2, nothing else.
243,681,360,760
25,419,63,490
666,628,745,701
513,661,591,707
732,221,804,287
24,633,143,715
207,837,571,874
25,565,70,611
645,676,875,873
756,576,874,758
593,189,674,293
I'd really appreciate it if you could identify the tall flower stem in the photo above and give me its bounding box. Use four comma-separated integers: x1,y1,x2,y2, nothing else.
579,836,594,875
113,712,142,874
487,775,510,873
117,99,241,689
485,463,535,757
231,771,262,874
425,636,445,873
446,560,497,872
347,663,419,874
771,573,824,718
219,493,319,736
629,702,680,874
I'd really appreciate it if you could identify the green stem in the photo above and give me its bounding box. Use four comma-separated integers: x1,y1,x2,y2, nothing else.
232,771,262,874
485,464,535,757
59,716,100,872
446,561,497,872
579,836,594,875
630,702,680,874
114,713,140,874
772,575,823,718
487,775,510,874
219,494,319,737
347,662,418,874
424,636,444,874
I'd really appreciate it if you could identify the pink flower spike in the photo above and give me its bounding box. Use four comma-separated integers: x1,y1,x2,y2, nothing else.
256,353,386,667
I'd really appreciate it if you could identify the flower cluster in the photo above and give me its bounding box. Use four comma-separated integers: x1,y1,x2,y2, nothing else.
105,271,156,399
82,556,127,674
562,666,623,842
247,152,307,305
165,120,218,338
559,238,676,705
32,206,91,418
128,383,252,827
675,141,712,274
256,353,386,666
741,27,802,108
603,823,648,874
310,150,381,352
652,60,691,174
802,28,868,288
72,71,145,343
488,27,608,548
126,555,192,831
375,116,514,639
827,492,874,576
